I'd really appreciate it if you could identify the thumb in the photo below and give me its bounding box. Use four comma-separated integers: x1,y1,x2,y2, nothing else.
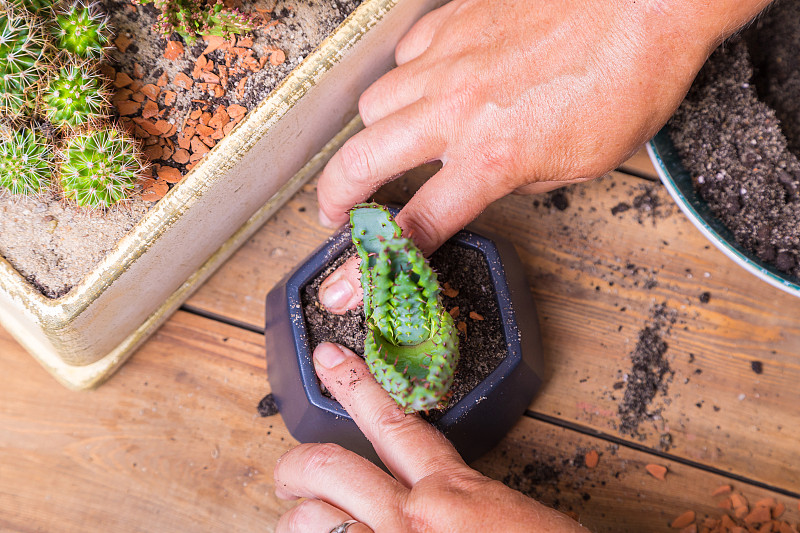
318,255,363,314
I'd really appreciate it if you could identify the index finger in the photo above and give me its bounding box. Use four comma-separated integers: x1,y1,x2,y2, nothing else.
313,342,467,487
317,100,443,228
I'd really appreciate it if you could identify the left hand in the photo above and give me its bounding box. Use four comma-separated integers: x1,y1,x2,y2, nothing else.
273,342,589,532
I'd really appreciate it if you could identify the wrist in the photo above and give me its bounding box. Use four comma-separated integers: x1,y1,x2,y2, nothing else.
641,0,773,50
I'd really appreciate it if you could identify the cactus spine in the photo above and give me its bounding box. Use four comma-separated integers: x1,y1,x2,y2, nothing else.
9,0,55,15
43,61,108,129
52,2,109,59
350,203,459,413
0,6,47,118
0,127,53,195
59,127,144,208
134,0,253,45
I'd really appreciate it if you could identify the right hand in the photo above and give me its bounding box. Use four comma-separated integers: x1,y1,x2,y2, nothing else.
316,0,773,314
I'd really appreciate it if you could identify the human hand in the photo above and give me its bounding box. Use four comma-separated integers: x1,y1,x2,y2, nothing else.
316,0,770,314
273,342,589,533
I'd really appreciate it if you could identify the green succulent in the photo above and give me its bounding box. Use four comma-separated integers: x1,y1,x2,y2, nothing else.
0,127,53,195
134,0,253,45
42,61,108,129
9,0,55,15
59,127,144,208
351,203,460,413
0,6,47,118
52,2,109,59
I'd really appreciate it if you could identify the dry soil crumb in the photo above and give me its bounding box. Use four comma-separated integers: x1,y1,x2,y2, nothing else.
257,393,279,416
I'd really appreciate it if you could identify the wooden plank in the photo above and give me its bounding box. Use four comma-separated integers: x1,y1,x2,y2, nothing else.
186,167,800,494
473,418,800,533
2,317,798,532
618,145,659,180
0,312,295,532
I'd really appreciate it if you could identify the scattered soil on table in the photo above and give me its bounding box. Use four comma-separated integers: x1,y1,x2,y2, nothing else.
669,3,800,279
0,0,362,298
497,444,618,520
301,242,507,421
617,302,677,440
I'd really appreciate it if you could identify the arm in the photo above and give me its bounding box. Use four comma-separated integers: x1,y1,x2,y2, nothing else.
316,0,772,312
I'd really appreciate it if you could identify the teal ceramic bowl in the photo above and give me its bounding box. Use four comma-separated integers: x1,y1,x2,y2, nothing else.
647,128,800,296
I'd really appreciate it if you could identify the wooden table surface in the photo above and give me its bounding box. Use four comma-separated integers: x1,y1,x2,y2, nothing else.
2,148,800,532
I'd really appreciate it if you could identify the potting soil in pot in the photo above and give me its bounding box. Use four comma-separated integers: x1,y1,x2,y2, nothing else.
301,242,508,421
668,0,800,279
0,0,361,298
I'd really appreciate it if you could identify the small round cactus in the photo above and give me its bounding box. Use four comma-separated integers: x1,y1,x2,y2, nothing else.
59,127,145,208
0,7,48,118
52,2,109,59
42,61,109,129
10,0,55,15
0,128,53,195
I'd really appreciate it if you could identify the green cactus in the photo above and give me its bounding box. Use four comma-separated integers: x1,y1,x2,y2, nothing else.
9,0,55,15
42,61,108,129
350,203,460,413
0,127,53,195
52,2,109,59
133,0,253,45
59,127,145,208
0,6,47,118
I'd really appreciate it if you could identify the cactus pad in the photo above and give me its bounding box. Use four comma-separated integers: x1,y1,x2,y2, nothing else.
43,61,108,129
0,127,53,195
52,2,109,59
0,6,47,118
351,203,460,412
59,128,144,208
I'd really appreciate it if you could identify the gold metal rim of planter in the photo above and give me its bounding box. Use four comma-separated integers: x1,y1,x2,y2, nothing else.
7,116,364,390
0,0,397,328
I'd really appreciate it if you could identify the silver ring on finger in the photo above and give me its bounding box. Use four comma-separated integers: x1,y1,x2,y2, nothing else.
329,519,359,533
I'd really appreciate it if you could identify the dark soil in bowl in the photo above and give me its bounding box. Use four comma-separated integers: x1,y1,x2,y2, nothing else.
301,241,508,421
668,0,800,279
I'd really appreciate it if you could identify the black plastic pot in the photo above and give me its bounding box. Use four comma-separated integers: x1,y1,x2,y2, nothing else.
265,220,544,464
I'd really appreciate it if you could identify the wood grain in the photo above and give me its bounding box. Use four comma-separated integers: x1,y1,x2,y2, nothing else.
186,167,800,494
2,315,798,532
0,311,295,533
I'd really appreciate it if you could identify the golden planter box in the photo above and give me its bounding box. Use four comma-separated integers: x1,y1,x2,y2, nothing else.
0,0,444,390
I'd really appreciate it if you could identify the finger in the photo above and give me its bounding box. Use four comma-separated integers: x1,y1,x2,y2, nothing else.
358,62,429,127
318,255,363,314
276,499,373,533
395,1,459,65
274,441,405,529
313,342,466,487
317,100,443,229
395,163,515,255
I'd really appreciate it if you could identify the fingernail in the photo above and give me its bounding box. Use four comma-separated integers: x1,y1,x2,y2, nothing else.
320,279,352,310
318,209,336,228
314,342,347,369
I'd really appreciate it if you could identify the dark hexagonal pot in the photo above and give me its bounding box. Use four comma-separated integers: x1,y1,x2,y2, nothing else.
265,219,544,465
